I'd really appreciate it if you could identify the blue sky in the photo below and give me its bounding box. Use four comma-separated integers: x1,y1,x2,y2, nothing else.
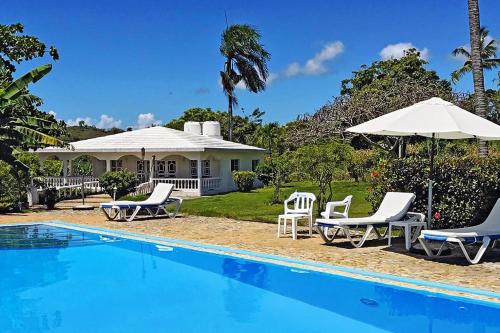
3,0,500,128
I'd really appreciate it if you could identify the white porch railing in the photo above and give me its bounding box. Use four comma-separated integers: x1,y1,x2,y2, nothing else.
152,178,199,192
201,177,222,192
44,176,99,188
28,177,103,206
151,177,222,195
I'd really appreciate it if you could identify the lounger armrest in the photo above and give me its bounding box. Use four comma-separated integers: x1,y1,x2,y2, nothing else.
406,212,425,222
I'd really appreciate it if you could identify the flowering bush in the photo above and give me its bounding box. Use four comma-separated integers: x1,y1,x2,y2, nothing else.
368,156,500,228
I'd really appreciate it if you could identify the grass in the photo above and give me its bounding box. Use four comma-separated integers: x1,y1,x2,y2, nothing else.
180,181,372,223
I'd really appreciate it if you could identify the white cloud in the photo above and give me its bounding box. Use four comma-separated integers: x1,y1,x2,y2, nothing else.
266,72,279,84
67,117,93,126
380,42,430,61
284,62,301,77
96,114,122,129
48,110,57,118
267,41,345,84
137,113,162,129
302,41,345,75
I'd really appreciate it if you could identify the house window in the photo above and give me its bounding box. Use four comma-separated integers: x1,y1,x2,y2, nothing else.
136,160,150,178
252,159,260,172
167,160,176,177
230,159,240,172
190,160,198,178
156,161,166,177
111,160,123,171
202,160,211,177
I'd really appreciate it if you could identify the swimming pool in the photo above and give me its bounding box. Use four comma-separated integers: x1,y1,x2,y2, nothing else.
1,223,499,333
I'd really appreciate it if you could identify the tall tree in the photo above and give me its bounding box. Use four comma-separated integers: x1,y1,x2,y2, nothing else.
451,26,500,83
467,0,489,156
220,24,270,141
0,23,58,79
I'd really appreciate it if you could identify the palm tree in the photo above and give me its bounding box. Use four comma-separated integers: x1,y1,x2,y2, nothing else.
252,122,282,156
466,0,490,156
220,24,270,141
451,26,500,83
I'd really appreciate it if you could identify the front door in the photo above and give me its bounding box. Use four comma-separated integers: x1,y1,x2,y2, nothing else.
167,160,176,178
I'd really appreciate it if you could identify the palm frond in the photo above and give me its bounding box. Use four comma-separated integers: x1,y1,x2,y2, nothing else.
13,126,63,146
451,47,471,59
451,62,472,83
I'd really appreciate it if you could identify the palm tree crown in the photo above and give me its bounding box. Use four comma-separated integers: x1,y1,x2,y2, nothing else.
451,26,500,83
220,24,270,141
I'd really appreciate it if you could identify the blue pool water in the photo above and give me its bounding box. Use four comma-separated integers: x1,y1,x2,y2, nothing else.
1,224,499,333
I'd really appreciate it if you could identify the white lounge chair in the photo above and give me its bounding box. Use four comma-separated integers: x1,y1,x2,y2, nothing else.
418,199,500,264
315,192,419,247
100,183,183,222
277,192,316,239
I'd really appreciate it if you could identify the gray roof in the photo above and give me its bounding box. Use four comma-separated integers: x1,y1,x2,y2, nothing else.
38,126,265,153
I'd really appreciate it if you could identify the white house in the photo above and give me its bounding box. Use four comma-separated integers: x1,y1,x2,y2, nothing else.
35,121,266,196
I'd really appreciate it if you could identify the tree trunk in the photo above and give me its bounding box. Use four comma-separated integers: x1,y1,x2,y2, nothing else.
228,93,233,141
227,59,234,142
468,0,489,156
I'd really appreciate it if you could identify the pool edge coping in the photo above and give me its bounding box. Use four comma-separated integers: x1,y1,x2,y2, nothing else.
5,219,500,304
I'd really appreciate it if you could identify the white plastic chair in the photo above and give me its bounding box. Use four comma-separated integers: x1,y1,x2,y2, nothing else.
320,195,353,220
278,192,316,239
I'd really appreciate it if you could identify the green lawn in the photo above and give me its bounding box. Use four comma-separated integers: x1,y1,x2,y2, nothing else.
180,181,372,223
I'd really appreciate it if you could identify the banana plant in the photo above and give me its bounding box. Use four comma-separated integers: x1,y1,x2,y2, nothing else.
0,64,64,171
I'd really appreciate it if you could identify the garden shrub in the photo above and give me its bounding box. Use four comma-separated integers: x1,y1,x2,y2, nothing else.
42,160,63,176
232,171,256,192
44,187,58,210
99,170,137,198
0,161,17,212
348,149,378,182
255,154,293,203
368,156,500,228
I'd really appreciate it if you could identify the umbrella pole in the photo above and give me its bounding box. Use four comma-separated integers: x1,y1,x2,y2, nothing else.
427,133,435,229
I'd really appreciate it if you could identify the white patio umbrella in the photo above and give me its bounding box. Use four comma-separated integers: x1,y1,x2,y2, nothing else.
347,97,500,228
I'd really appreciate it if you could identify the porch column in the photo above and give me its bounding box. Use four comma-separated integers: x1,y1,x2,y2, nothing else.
197,156,202,196
105,159,111,172
149,155,155,182
68,160,73,176
63,159,68,178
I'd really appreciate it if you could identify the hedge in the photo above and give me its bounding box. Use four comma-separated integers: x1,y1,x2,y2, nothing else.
368,156,500,229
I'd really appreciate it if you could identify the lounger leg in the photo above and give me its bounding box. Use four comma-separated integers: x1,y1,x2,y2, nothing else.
101,208,117,220
126,206,142,222
344,225,375,248
277,217,282,238
292,217,297,240
418,238,448,258
169,198,183,218
457,236,491,264
316,225,341,244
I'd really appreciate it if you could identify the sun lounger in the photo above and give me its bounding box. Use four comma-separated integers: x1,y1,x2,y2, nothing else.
100,183,183,222
418,199,500,264
315,192,418,247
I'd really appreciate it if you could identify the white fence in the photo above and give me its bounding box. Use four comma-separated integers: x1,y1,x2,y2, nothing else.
151,177,222,195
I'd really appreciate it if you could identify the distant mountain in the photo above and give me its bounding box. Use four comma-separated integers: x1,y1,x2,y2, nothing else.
62,126,125,142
